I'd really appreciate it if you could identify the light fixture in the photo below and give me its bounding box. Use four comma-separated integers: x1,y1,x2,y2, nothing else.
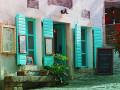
113,10,115,14
54,29,56,33
111,7,115,14
61,9,68,14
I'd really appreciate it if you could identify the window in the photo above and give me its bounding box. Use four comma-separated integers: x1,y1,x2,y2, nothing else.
26,18,36,65
81,28,87,67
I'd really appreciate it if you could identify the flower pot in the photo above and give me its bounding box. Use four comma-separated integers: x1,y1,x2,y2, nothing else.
17,71,30,76
40,71,49,76
17,71,24,76
24,71,30,76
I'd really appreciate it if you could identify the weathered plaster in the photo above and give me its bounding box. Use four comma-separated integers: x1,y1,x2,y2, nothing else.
87,27,93,68
0,0,105,85
66,23,74,80
35,18,43,68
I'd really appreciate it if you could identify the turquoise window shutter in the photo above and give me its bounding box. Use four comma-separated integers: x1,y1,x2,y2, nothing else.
93,27,102,68
16,14,27,66
75,24,82,68
43,19,54,66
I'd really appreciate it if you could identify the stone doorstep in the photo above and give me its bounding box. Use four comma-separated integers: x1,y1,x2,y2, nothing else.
5,87,13,90
5,82,22,87
4,82,52,90
5,87,23,90
4,76,52,90
30,71,40,76
4,76,52,83
14,87,23,90
78,68,95,74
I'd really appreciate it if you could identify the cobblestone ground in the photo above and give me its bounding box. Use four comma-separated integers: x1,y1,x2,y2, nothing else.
29,74,120,90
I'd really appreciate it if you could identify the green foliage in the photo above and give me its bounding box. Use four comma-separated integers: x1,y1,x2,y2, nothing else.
113,34,120,57
54,54,68,61
48,54,69,84
19,66,25,71
40,68,49,72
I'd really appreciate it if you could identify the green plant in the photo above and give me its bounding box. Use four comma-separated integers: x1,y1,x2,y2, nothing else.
47,54,69,85
40,68,49,76
113,25,120,57
40,68,49,72
19,66,25,71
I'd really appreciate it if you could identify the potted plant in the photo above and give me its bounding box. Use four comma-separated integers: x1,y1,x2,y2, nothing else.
47,54,69,85
40,69,49,76
17,66,30,76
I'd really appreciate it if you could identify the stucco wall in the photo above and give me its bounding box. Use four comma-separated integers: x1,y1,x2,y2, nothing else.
0,0,105,26
87,27,93,68
0,0,105,85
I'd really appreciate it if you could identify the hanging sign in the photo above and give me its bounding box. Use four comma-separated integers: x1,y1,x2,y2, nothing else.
0,25,16,54
45,37,53,55
19,35,27,53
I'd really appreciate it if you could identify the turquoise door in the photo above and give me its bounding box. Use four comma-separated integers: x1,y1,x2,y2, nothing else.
53,24,66,65
53,24,66,56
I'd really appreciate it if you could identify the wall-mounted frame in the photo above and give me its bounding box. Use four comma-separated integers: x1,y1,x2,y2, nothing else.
27,0,39,9
19,35,27,53
0,25,16,54
45,37,53,55
26,56,34,65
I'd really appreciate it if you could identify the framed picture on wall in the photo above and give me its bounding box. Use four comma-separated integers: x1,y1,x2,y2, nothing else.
0,25,16,54
45,37,53,55
26,56,34,65
19,35,27,53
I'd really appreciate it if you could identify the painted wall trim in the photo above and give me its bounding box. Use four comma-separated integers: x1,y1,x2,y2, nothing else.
50,15,72,24
78,19,94,28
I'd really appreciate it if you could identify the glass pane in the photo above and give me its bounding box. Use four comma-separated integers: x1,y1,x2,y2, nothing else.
81,42,85,53
28,36,34,49
81,29,85,40
29,51,34,60
28,21,33,34
82,54,86,66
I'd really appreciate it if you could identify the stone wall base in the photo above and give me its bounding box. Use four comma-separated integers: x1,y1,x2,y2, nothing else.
4,76,52,90
78,68,95,74
74,68,95,79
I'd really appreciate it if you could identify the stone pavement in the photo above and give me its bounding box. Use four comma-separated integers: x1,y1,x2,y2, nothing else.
29,74,120,90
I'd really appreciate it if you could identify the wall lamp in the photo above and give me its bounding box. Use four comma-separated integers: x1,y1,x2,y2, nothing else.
61,9,68,14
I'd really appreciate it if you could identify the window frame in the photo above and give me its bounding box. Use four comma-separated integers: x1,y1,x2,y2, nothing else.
81,27,87,67
26,18,36,65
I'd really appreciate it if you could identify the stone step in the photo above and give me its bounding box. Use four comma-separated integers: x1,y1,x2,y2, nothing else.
30,71,40,76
